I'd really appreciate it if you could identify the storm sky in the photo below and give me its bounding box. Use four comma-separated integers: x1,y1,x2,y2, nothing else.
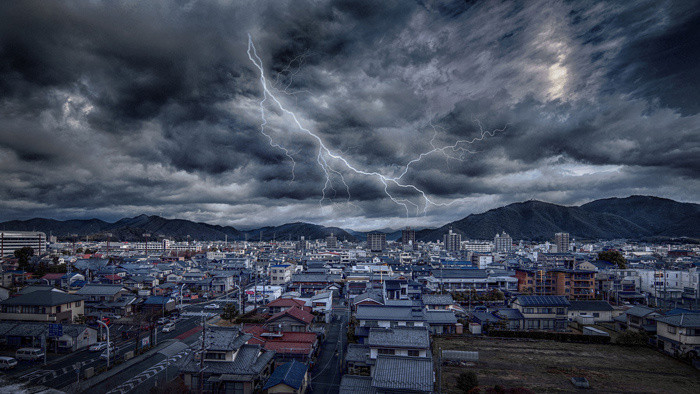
1,0,699,231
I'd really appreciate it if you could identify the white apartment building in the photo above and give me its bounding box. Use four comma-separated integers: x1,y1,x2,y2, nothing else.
0,231,47,256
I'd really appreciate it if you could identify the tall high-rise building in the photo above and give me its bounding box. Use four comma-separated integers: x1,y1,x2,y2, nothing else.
326,233,338,249
554,232,570,253
0,231,47,257
494,231,513,253
401,227,416,249
443,228,461,252
367,232,386,252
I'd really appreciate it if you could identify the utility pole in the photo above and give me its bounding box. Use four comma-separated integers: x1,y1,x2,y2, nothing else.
199,313,206,394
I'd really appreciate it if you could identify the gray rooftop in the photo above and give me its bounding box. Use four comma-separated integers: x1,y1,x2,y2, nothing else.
204,326,252,352
356,305,426,322
1,290,84,307
75,284,125,296
422,293,454,306
656,313,700,328
367,327,430,349
345,343,371,363
339,375,376,394
372,355,434,392
425,310,458,325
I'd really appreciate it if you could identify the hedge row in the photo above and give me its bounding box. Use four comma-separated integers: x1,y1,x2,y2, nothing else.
486,329,611,344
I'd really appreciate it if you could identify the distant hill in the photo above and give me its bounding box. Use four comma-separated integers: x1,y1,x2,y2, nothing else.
0,215,355,242
1,195,697,243
415,196,700,242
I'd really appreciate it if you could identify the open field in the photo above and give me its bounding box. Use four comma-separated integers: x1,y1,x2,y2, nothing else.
434,336,700,393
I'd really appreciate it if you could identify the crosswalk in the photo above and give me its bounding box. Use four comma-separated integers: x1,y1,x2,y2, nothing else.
105,347,192,394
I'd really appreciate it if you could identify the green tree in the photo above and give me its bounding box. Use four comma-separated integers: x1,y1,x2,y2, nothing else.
14,246,34,269
221,303,238,321
455,371,479,393
598,250,627,269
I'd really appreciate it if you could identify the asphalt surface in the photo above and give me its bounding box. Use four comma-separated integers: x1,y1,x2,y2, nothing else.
309,301,346,394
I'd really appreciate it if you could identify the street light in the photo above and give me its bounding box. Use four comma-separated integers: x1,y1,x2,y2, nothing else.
180,283,186,311
96,320,111,368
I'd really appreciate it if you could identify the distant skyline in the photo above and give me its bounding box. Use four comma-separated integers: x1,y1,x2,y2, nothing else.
1,1,698,231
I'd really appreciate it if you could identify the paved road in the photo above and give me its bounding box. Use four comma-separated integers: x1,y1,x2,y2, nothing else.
309,302,346,394
6,316,202,391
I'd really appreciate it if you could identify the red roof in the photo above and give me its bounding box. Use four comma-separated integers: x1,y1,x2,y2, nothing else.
263,341,313,354
267,306,314,325
103,274,121,280
267,298,306,308
41,273,64,280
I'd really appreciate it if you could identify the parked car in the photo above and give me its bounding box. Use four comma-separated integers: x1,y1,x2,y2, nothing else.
89,342,115,352
204,303,220,309
0,357,18,370
15,348,44,361
156,317,170,325
105,313,121,320
162,322,176,333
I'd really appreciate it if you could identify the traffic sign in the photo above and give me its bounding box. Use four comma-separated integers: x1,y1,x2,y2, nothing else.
48,323,63,337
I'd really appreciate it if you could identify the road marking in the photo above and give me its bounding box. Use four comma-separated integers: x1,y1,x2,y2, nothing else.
105,347,192,394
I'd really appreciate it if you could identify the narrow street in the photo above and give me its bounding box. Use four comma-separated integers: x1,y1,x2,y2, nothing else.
309,301,347,394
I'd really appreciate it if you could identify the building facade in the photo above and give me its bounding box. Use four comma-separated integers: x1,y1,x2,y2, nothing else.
1,231,47,257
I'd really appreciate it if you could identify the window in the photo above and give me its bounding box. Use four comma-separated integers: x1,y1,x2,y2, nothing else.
378,348,395,355
408,350,420,357
593,313,600,318
667,326,676,334
524,308,534,314
556,308,565,315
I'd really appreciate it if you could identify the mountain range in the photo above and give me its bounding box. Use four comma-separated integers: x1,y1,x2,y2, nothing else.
0,196,697,242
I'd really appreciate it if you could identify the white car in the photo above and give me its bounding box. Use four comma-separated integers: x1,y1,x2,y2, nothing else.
157,317,170,325
203,303,220,309
0,357,17,370
162,322,176,332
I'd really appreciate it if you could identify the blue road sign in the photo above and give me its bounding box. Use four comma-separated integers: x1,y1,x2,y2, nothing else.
48,323,63,337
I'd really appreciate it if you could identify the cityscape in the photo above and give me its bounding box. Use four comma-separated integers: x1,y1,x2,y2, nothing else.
1,1,699,394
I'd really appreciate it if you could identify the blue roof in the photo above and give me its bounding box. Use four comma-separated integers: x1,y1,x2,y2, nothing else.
262,360,308,390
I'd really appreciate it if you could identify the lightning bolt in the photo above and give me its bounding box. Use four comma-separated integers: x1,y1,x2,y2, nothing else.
247,35,504,216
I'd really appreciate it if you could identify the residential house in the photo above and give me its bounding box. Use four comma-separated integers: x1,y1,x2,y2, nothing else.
266,307,315,332
245,325,319,364
424,310,458,334
262,360,309,393
568,300,615,324
621,305,662,334
512,295,570,331
421,294,454,310
267,298,308,315
76,284,136,317
0,290,84,323
342,355,434,394
655,313,700,358
179,326,275,393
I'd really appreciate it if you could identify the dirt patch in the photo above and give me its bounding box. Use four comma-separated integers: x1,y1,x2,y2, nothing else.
434,336,700,393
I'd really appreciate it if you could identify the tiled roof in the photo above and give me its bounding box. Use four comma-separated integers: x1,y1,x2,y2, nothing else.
516,295,570,307
422,294,454,305
180,344,273,377
1,290,83,307
656,313,700,328
75,284,124,296
625,305,658,317
267,306,314,325
356,305,426,322
425,310,458,325
368,327,430,349
339,375,376,394
345,344,371,363
372,355,434,392
267,298,306,308
204,326,251,352
262,360,308,390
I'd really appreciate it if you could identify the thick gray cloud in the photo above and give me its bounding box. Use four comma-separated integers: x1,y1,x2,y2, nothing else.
0,0,698,230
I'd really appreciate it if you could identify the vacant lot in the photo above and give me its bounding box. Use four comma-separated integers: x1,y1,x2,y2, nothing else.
434,336,700,393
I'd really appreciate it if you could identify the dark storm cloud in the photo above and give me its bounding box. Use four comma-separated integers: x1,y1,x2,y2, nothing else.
0,0,698,230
